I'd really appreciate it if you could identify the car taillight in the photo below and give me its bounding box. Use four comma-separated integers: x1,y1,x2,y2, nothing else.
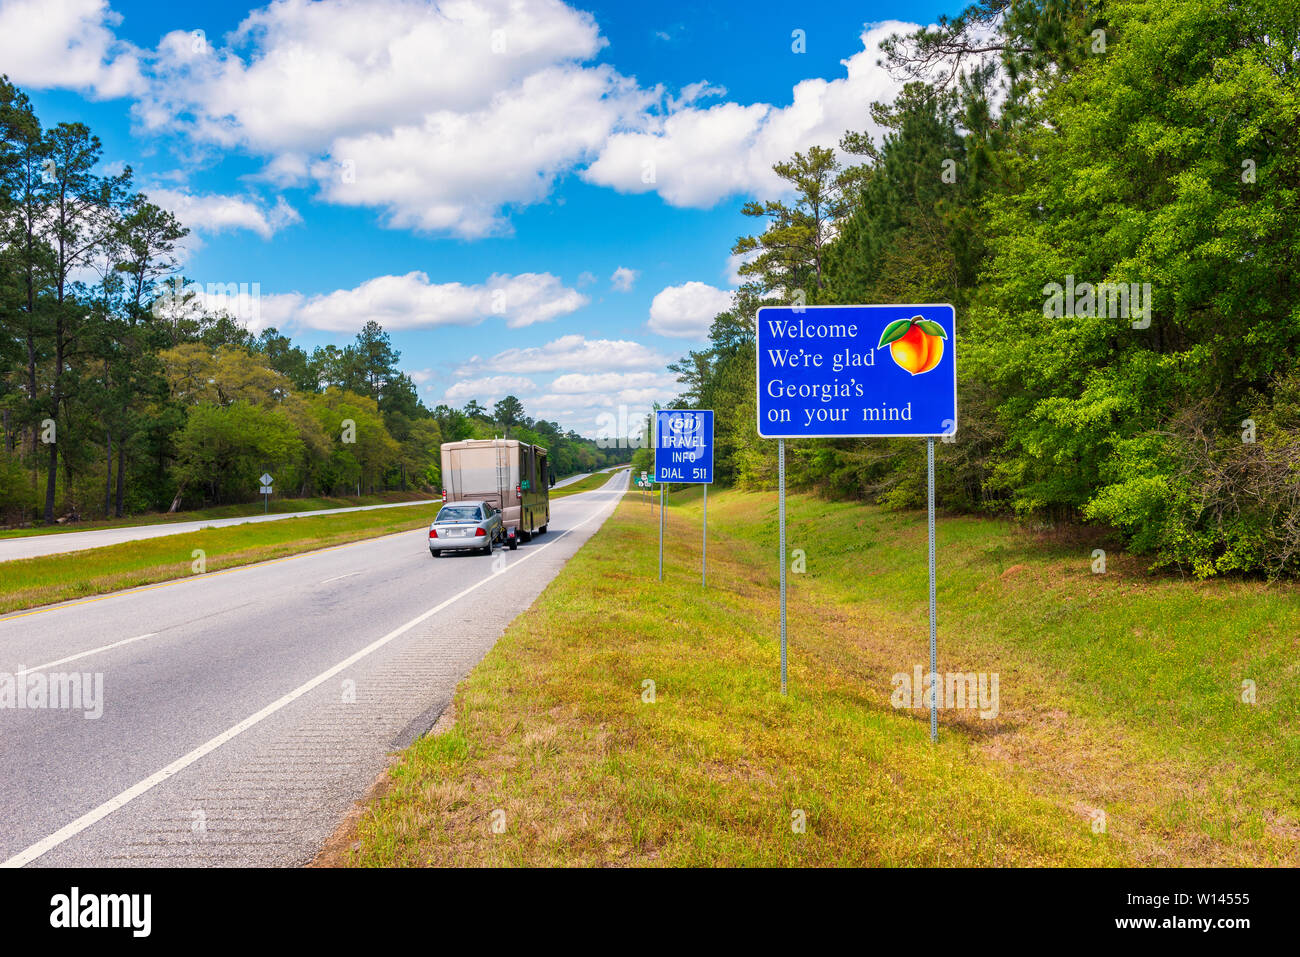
475,527,486,537
428,528,438,538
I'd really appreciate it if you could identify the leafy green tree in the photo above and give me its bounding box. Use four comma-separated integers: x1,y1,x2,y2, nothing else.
40,122,131,522
823,83,978,308
394,416,442,489
346,320,399,402
493,394,524,435
306,388,398,495
0,80,38,469
107,193,185,514
379,370,423,421
172,401,304,505
731,146,856,299
432,404,472,442
256,328,316,393
972,0,1300,574
0,81,49,474
307,344,346,390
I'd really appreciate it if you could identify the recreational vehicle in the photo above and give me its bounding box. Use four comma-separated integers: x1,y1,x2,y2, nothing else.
439,439,553,547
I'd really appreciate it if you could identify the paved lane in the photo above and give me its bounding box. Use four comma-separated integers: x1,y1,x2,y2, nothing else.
0,470,627,867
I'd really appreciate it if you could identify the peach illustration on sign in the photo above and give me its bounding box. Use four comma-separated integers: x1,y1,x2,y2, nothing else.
879,316,948,375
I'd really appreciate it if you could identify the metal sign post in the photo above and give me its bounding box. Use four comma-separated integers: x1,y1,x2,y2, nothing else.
778,439,787,695
755,304,957,718
259,472,273,513
927,437,937,742
658,483,664,581
702,484,707,588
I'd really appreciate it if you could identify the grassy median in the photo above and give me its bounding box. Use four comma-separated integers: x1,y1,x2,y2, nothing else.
336,485,1299,867
0,503,444,614
551,468,629,499
0,490,435,539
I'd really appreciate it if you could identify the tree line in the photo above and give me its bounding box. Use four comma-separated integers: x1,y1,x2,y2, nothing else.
0,78,625,524
655,0,1300,579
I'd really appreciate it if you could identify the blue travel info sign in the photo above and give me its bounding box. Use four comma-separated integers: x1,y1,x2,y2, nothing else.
655,409,714,483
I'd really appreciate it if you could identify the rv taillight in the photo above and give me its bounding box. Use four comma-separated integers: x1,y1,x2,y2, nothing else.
516,484,522,499
441,489,447,501
474,527,487,537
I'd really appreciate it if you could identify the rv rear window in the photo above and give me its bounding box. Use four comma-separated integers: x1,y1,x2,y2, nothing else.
447,447,511,493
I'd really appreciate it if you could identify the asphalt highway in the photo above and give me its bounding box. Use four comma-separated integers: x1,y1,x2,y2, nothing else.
0,469,628,867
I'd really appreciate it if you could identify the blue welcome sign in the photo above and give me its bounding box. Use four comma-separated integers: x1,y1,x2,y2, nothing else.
755,304,957,438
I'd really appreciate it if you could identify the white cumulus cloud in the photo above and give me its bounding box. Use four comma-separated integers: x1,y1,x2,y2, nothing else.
442,375,537,404
0,0,143,98
262,271,587,333
460,334,668,375
311,65,647,237
549,370,676,394
583,21,914,207
131,0,649,238
10,2,923,241
647,281,733,339
145,188,302,239
610,266,638,292
137,0,606,151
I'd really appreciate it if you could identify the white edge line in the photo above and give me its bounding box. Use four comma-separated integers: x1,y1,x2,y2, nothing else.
2,480,624,869
16,633,159,676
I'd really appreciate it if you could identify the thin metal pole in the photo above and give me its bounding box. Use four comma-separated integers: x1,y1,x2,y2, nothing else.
928,437,937,743
779,439,787,696
702,484,707,588
659,483,664,581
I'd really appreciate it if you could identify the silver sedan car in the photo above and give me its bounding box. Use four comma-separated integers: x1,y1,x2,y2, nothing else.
428,500,503,557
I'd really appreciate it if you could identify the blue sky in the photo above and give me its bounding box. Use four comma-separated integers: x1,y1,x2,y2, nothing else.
1,0,959,436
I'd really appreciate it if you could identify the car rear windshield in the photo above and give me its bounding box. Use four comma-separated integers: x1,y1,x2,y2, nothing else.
437,506,482,522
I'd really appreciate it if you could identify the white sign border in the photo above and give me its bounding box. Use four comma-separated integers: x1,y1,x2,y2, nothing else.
654,408,715,484
754,303,959,440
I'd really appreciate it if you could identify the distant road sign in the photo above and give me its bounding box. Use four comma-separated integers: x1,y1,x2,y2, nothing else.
654,410,713,484
260,486,273,495
260,472,273,487
756,304,956,438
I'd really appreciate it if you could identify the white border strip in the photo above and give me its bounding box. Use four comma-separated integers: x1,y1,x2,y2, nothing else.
754,303,959,439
